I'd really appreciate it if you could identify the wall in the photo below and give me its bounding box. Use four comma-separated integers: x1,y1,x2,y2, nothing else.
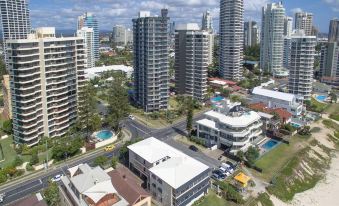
95,135,117,148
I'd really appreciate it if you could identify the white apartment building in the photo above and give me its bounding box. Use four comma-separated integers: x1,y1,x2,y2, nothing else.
260,2,285,75
6,27,86,146
284,16,293,36
288,30,316,100
197,100,263,154
219,0,244,80
252,86,303,116
77,27,95,68
112,25,133,47
175,23,208,101
244,21,259,47
202,10,213,32
295,12,313,36
128,137,210,206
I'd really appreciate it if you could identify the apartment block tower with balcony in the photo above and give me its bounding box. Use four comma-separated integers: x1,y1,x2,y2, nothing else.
219,0,244,80
77,27,95,68
175,23,208,101
295,12,313,36
244,21,259,47
133,10,169,112
196,99,263,154
288,30,316,100
6,27,86,146
78,12,99,60
260,2,285,75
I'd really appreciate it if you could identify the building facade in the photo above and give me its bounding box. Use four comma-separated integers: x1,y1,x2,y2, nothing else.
128,137,210,206
77,27,95,68
6,27,86,146
260,2,285,74
283,16,293,36
175,23,208,101
196,100,263,154
112,25,132,47
133,10,169,112
202,10,213,32
78,12,99,60
252,87,303,116
219,0,243,80
328,18,339,43
294,12,313,36
283,36,291,69
288,30,316,100
2,75,11,119
320,42,339,88
244,21,259,47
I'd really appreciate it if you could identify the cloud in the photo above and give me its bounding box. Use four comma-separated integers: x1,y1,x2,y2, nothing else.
322,0,339,12
291,8,303,13
30,0,270,30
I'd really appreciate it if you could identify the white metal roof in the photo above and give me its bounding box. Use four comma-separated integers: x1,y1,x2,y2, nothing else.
84,65,133,79
252,87,296,102
196,119,217,130
204,110,261,127
128,137,209,189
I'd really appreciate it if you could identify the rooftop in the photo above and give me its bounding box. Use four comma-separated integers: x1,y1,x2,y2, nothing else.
128,137,209,189
204,110,261,127
84,65,133,79
252,87,296,102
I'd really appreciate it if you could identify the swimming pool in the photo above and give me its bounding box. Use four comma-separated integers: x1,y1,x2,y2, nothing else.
261,139,279,150
291,122,301,128
316,95,327,102
96,130,113,140
212,96,224,102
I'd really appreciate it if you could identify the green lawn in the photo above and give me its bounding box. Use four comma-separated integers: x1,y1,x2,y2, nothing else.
196,191,228,206
255,135,309,181
309,97,328,113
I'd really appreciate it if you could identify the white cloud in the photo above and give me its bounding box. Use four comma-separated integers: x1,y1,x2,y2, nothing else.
323,0,339,12
291,8,303,13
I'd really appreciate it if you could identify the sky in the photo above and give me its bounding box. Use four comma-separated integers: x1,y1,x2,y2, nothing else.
28,0,338,33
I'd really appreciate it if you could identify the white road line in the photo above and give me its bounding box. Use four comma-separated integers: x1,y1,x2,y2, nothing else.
6,182,42,198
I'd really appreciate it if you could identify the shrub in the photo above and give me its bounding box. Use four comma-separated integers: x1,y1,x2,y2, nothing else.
12,156,23,167
298,126,311,136
26,164,34,171
30,152,39,166
245,146,260,166
0,171,7,184
111,157,118,169
94,156,109,168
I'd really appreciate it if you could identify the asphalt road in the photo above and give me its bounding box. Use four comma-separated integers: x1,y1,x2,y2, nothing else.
0,113,220,205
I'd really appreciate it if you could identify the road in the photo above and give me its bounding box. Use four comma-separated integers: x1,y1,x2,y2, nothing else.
0,113,220,205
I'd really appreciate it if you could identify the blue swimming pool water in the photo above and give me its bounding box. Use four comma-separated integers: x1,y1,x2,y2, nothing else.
291,122,301,128
212,96,224,102
96,130,113,140
261,140,279,150
316,95,327,102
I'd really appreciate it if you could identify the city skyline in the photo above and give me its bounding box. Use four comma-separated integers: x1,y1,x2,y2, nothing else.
28,0,338,32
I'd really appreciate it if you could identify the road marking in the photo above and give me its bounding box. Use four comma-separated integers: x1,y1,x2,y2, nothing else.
39,179,42,184
5,182,42,198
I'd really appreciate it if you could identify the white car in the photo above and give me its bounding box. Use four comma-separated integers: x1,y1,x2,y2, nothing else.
51,174,62,182
128,115,135,120
0,193,5,203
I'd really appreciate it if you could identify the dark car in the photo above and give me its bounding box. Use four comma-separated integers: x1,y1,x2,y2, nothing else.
189,145,199,152
212,170,226,180
226,161,236,169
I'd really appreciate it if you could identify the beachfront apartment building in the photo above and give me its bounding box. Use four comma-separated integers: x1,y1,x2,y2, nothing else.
128,137,210,206
251,87,303,116
6,27,86,146
196,99,263,154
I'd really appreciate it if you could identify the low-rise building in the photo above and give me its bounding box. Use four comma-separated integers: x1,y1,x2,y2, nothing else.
84,65,133,79
196,99,263,154
251,87,303,116
60,164,129,206
128,137,209,206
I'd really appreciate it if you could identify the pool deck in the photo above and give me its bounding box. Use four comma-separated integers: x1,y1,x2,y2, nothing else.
92,130,115,142
258,138,282,155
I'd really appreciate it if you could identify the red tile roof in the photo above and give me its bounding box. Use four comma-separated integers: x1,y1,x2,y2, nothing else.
248,102,292,121
9,194,47,206
108,167,150,206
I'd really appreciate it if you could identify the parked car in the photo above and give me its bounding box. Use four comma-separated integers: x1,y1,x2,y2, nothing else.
218,167,231,177
51,174,63,182
128,115,135,120
0,193,5,203
221,163,234,174
189,145,199,152
226,161,236,169
212,170,225,180
104,145,115,152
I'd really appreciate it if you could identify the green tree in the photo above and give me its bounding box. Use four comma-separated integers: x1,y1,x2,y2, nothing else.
2,120,12,134
186,97,194,135
43,182,60,206
94,156,109,168
111,157,118,169
30,152,39,166
236,150,245,161
244,44,260,61
12,156,23,167
245,146,260,165
0,58,7,81
89,114,102,132
78,83,97,139
107,73,130,130
329,92,337,103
